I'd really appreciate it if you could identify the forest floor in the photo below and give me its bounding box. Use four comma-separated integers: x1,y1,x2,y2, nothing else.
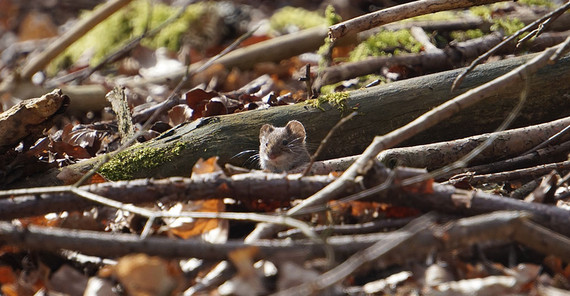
0,0,570,295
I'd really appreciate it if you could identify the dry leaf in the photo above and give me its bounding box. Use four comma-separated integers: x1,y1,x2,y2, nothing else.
168,105,193,126
363,271,412,294
192,156,223,175
57,167,106,185
0,0,19,30
161,157,228,240
115,254,180,296
228,247,259,278
203,98,228,117
184,89,217,121
0,266,16,286
18,11,57,41
139,48,184,79
219,247,265,296
162,199,227,241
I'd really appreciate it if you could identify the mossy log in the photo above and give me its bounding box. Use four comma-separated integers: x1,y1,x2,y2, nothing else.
14,53,570,187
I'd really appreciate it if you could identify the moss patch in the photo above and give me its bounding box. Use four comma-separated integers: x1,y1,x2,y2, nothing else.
491,18,525,35
349,29,422,62
324,5,342,26
269,6,327,34
470,5,525,36
98,141,187,180
49,0,207,73
306,91,350,112
450,29,485,42
519,0,555,7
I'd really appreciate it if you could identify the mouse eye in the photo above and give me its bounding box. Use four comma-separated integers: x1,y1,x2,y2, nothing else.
282,140,288,146
265,143,269,147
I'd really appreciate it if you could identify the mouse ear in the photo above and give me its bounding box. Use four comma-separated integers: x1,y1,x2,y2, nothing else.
286,120,306,138
260,124,274,138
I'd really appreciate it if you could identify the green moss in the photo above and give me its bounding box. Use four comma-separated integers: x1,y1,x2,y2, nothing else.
49,0,206,73
98,141,187,180
470,4,525,36
491,18,525,35
324,5,342,26
469,5,493,20
349,29,422,62
269,6,327,34
319,83,342,95
306,91,350,112
134,2,206,51
519,0,554,7
450,29,485,41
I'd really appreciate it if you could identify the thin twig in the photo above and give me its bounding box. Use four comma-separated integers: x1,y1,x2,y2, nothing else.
400,62,530,186
272,213,435,296
303,40,561,210
299,64,313,99
451,0,570,91
281,35,567,222
302,111,357,176
444,160,570,185
327,0,501,40
70,186,322,242
522,124,570,155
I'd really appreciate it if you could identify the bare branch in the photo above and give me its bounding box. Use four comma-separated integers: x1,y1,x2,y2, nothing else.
328,0,501,40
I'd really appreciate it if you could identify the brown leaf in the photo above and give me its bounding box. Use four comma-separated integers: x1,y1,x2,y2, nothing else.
0,266,16,286
17,215,60,228
203,98,228,117
168,105,193,126
63,122,118,154
57,167,86,185
0,0,19,30
115,254,180,296
228,246,259,277
18,11,57,41
50,141,92,159
184,89,217,120
163,199,226,240
192,157,223,175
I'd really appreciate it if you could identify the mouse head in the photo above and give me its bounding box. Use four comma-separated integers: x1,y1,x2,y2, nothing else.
259,120,306,142
259,120,309,172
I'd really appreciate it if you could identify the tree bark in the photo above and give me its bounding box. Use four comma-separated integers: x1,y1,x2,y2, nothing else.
12,53,570,187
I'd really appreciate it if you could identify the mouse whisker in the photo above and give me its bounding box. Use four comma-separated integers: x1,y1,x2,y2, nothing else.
232,149,257,159
244,153,260,166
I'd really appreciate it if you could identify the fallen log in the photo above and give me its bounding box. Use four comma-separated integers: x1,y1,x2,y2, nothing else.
11,53,570,187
